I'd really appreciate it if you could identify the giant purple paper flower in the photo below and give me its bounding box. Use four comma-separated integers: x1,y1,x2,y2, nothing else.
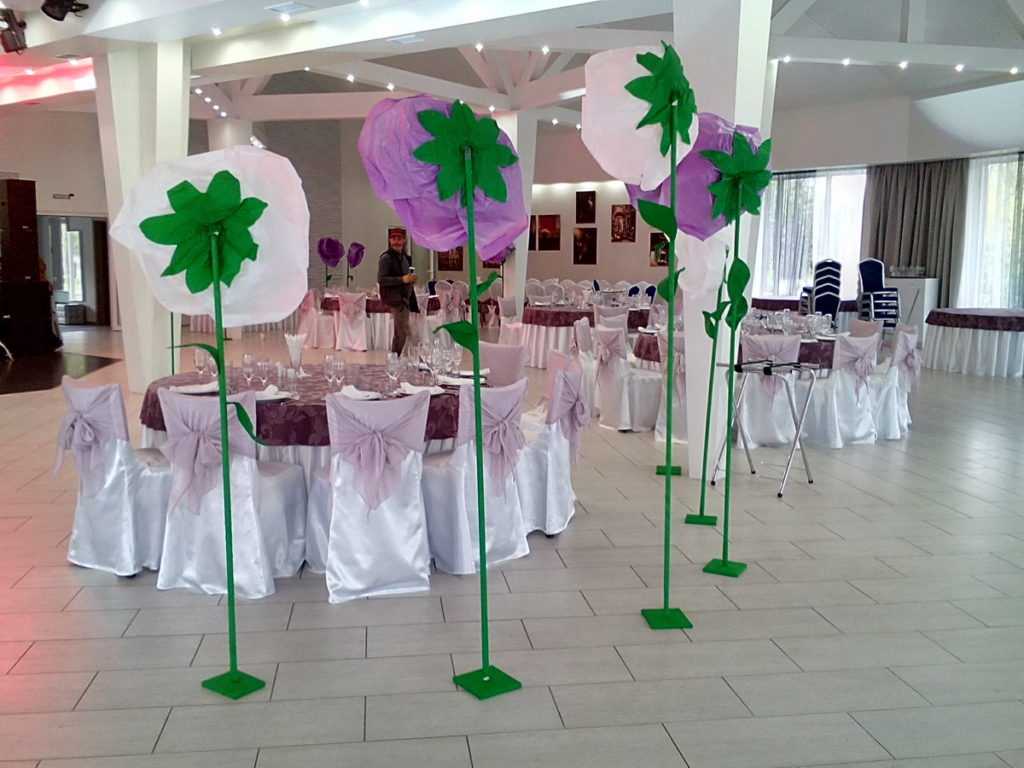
318,236,343,269
346,242,365,269
358,95,527,261
626,112,761,241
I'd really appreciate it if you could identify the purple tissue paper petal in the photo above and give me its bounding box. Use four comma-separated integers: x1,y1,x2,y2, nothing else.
346,242,365,269
626,112,762,242
318,236,343,268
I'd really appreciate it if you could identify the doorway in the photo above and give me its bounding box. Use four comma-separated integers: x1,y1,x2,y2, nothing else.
38,216,110,326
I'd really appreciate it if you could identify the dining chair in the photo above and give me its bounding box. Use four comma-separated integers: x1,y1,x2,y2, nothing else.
333,291,369,352
572,317,598,415
479,340,527,387
593,327,661,431
850,318,883,338
858,258,901,330
655,331,687,444
295,289,320,349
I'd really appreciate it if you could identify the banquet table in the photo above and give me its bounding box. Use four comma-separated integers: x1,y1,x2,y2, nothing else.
752,297,858,332
924,308,1024,378
522,305,650,368
632,332,836,369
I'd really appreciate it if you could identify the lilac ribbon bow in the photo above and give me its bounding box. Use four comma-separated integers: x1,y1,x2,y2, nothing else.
835,336,879,398
162,425,224,513
658,333,686,405
54,410,102,487
481,405,526,485
742,334,801,398
547,369,589,462
339,293,365,321
894,333,921,389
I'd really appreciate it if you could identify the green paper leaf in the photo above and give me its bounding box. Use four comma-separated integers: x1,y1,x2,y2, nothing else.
475,271,500,300
476,163,508,203
625,41,698,159
229,402,268,447
637,199,676,237
418,109,450,138
201,170,242,225
703,130,774,223
168,181,202,215
726,257,751,305
161,233,208,277
725,294,748,330
185,258,214,294
141,212,193,246
657,268,685,303
227,197,268,229
435,320,478,352
702,299,730,340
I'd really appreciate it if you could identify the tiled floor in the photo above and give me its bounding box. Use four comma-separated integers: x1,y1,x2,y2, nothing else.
1,327,1023,767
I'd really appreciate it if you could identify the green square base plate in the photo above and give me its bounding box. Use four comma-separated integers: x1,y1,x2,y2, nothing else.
641,607,693,630
202,670,266,700
703,558,748,578
453,665,522,700
655,464,682,476
684,514,718,526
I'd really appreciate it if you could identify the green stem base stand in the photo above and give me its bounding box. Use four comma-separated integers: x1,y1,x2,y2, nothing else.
655,465,682,476
684,514,718,527
202,670,266,700
703,559,747,578
642,607,693,630
453,666,522,700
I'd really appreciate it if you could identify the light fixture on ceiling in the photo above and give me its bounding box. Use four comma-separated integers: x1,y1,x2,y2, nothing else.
24,67,34,75
211,26,222,36
575,123,581,130
41,1,89,21
194,87,203,94
220,111,227,118
841,57,850,66
303,66,310,71
551,117,559,126
541,45,550,55
781,54,791,63
204,96,212,103
346,72,355,82
1011,66,1020,75
386,82,395,91
279,12,290,22
488,104,495,112
898,60,909,69
954,63,965,72
474,41,484,53
212,103,220,110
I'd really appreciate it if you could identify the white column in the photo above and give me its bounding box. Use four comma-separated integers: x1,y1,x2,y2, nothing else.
674,0,775,477
496,110,537,313
208,118,254,150
95,41,190,393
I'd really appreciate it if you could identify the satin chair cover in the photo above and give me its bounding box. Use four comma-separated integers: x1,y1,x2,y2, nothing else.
891,327,919,434
452,281,470,320
156,390,306,599
59,380,171,576
295,289,319,349
851,318,883,338
436,281,461,324
736,334,802,448
594,327,661,432
479,340,527,387
498,320,525,346
498,296,518,321
333,292,369,352
307,392,432,602
422,380,531,574
573,318,598,418
655,331,687,444
595,306,629,330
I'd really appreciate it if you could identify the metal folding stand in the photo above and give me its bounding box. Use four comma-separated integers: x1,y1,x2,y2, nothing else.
711,359,818,498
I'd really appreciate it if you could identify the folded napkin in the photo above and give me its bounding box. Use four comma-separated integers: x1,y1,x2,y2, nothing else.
399,382,444,396
459,368,490,377
253,385,294,401
169,381,219,394
340,385,381,401
637,326,657,335
438,375,475,387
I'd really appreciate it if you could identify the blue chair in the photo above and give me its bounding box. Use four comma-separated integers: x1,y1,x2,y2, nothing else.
427,280,437,295
628,285,640,297
645,285,657,302
858,258,901,330
799,259,842,325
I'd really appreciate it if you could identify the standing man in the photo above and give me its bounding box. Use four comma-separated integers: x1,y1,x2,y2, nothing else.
377,228,417,355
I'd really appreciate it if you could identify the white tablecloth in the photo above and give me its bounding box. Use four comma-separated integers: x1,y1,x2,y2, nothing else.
523,324,575,368
923,324,1024,378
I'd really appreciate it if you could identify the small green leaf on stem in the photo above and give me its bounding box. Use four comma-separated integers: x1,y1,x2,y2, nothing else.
435,320,478,352
637,199,677,237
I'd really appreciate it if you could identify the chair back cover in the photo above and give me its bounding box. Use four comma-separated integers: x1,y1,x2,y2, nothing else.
833,333,881,395
547,283,565,303
742,334,802,397
479,340,527,387
851,318,883,337
892,327,921,389
596,312,628,332
546,363,588,462
595,326,628,363
427,279,437,295
645,284,657,302
498,296,518,319
574,316,594,355
457,378,528,485
57,380,131,492
326,391,429,510
525,282,546,303
334,291,368,351
295,289,320,348
859,258,886,293
563,282,584,305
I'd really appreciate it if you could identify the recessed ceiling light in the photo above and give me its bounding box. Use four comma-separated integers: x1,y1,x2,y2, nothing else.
212,104,220,110
67,57,79,66
782,55,791,63
346,73,355,82
541,45,550,55
488,105,495,113
1011,66,1020,75
359,0,369,6
24,68,34,75
211,26,222,37
474,42,484,53
898,60,909,69
386,82,395,91
575,123,581,130
551,117,559,126
841,57,851,66
279,12,290,22
194,87,203,94
955,63,965,72
220,111,228,118
204,96,212,103
303,66,310,71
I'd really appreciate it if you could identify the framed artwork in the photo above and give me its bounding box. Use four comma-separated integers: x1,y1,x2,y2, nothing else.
528,215,537,251
575,190,596,224
573,227,597,265
649,232,669,267
537,214,561,251
610,204,636,243
437,246,464,272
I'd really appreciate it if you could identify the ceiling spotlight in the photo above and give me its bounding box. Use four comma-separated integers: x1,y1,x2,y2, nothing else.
67,56,79,65
24,67,34,75
575,123,581,130
551,117,559,126
541,45,550,55
203,96,212,103
841,57,850,66
303,66,310,71
488,104,495,113
220,111,227,118
279,12,290,22
955,63,965,72
1011,66,1020,75
386,82,395,91
359,0,369,5
346,72,355,82
212,104,220,110
781,54,791,63
474,41,484,53
194,87,203,95
898,60,909,70
41,1,89,21
211,26,222,37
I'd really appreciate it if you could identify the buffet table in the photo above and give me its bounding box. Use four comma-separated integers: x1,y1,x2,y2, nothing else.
522,306,650,368
923,308,1024,378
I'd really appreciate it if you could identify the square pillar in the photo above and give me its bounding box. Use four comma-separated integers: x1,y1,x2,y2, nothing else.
496,111,537,313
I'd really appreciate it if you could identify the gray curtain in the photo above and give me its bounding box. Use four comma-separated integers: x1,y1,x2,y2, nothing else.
860,158,968,307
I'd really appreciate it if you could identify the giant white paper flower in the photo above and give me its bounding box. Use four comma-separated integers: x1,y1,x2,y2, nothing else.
110,146,310,326
582,44,698,190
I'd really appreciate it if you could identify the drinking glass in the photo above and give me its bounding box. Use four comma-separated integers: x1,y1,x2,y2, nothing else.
193,348,208,378
323,355,336,387
256,359,271,387
241,353,255,386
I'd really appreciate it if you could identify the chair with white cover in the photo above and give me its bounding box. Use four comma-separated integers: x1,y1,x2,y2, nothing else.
890,325,920,434
525,281,546,304
422,380,531,574
614,280,631,291
436,281,461,324
850,318,883,338
333,292,369,352
517,351,588,535
479,340,527,387
497,310,525,347
737,334,802,447
573,317,598,416
452,281,470,320
156,390,306,599
306,392,432,602
595,305,629,331
498,296,519,321
655,331,687,444
295,289,320,349
594,327,661,431
317,293,338,349
58,380,171,576
546,283,566,303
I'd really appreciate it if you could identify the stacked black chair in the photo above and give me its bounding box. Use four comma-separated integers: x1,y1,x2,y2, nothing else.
857,258,901,330
799,259,842,325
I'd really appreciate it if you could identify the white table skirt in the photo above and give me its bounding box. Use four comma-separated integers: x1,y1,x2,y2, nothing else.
923,324,1024,378
522,324,575,368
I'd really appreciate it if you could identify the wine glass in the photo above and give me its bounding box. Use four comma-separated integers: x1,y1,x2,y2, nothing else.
193,348,207,378
256,359,271,388
241,353,255,386
323,354,336,387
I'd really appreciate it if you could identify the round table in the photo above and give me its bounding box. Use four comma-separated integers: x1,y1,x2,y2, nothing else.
521,306,651,368
924,308,1024,378
633,333,836,369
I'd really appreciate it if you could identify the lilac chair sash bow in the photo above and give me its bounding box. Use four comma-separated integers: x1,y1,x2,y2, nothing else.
893,330,921,388
657,331,686,405
594,327,627,371
742,334,801,397
547,367,589,462
54,382,130,494
573,317,594,355
338,292,366,321
458,379,528,485
833,334,880,397
327,391,429,511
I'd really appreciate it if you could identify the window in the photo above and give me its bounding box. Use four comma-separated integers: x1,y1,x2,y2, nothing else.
753,168,866,300
959,153,1023,309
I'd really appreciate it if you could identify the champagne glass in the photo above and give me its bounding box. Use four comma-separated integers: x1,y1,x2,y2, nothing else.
257,359,271,387
323,354,336,387
241,353,255,386
386,352,400,392
193,348,207,378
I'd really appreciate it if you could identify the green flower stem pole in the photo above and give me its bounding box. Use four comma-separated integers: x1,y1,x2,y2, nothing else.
641,108,692,632
685,258,727,527
703,216,747,579
200,233,267,700
451,147,522,700
169,313,176,375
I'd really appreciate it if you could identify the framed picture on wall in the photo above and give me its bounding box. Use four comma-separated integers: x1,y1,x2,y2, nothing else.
436,246,464,272
573,227,597,265
649,232,669,267
537,214,561,250
528,215,537,251
576,190,596,224
611,204,636,243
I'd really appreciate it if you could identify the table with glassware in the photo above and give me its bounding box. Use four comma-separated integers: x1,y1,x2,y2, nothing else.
631,328,835,369
751,297,859,332
521,305,651,368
